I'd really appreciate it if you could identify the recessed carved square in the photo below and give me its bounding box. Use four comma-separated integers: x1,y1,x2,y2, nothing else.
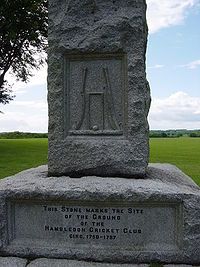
64,54,127,136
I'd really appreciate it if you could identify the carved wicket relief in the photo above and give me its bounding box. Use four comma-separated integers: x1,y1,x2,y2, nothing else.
64,54,127,136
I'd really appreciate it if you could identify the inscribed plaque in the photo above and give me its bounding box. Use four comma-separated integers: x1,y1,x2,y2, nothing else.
8,201,182,252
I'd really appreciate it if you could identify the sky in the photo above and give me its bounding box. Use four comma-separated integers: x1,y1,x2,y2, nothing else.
0,0,200,132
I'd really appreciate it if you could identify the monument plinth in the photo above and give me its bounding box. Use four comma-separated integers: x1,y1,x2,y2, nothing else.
0,164,199,264
48,0,150,177
0,0,199,265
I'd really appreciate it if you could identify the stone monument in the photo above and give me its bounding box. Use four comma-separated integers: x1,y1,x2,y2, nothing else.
0,0,199,265
48,0,151,178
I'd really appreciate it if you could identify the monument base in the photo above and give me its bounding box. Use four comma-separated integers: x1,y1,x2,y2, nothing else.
0,164,199,265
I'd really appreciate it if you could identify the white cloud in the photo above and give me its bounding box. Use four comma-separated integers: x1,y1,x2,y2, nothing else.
147,0,199,33
149,91,200,129
0,100,48,132
5,64,47,93
0,114,48,133
180,59,200,69
148,64,165,69
12,100,47,111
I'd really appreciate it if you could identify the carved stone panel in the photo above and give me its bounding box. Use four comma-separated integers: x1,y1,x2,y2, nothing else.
64,54,127,137
8,200,182,252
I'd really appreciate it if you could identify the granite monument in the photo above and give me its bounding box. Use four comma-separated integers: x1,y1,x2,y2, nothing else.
0,0,199,265
48,0,151,177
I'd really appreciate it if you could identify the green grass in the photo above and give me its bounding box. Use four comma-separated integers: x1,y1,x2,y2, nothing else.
0,138,199,186
150,137,200,186
0,138,48,179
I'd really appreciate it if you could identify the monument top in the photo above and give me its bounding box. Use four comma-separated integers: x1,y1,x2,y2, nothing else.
48,0,150,178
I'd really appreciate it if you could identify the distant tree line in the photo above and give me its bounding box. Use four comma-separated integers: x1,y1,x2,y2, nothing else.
150,130,200,138
0,130,200,139
0,131,47,139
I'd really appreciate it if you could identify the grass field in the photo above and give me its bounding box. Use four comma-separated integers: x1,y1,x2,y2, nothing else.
150,137,200,186
0,138,199,186
0,138,48,179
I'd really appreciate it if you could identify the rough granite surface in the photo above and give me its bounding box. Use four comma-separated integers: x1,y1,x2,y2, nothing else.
28,258,149,267
0,257,197,267
0,256,27,267
48,0,151,177
0,164,199,264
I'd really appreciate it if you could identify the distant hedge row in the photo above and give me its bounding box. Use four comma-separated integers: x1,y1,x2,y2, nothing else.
0,132,48,139
0,130,200,139
150,130,200,138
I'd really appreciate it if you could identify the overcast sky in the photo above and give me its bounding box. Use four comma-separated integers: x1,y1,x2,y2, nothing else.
0,0,200,132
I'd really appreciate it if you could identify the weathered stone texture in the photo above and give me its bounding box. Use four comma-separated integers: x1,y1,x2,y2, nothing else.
48,0,150,177
0,164,199,264
0,256,27,267
28,258,149,267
